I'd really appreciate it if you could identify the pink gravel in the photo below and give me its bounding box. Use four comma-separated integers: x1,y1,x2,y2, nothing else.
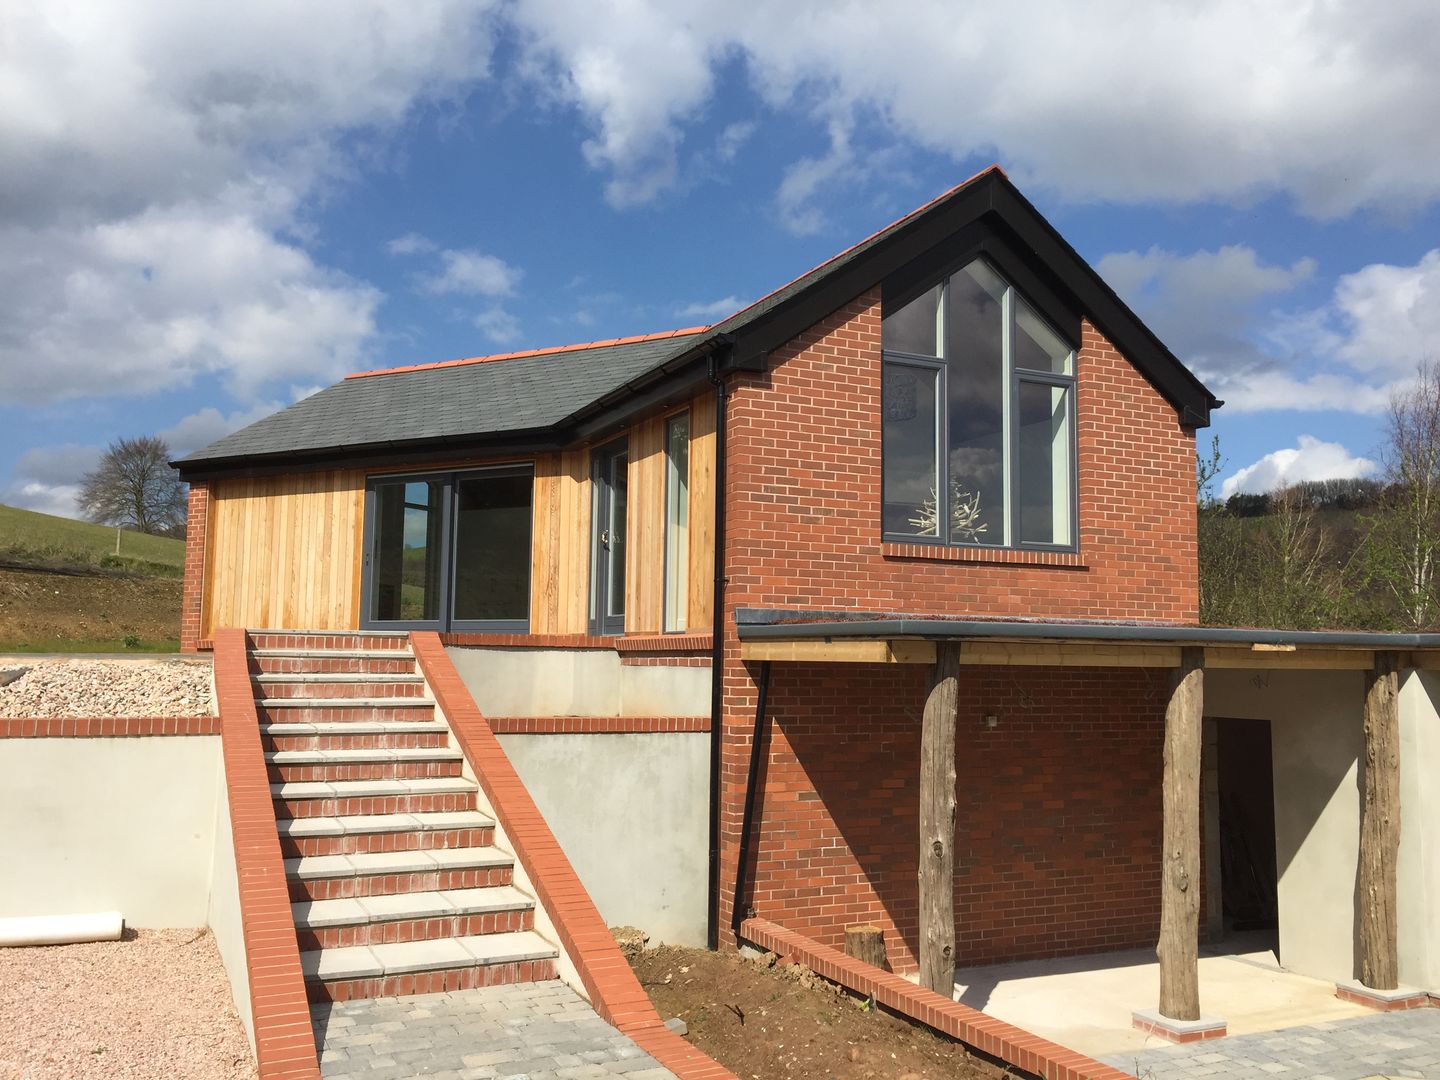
0,928,257,1080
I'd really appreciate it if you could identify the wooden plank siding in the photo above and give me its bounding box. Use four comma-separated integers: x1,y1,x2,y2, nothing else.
200,390,717,640
202,470,365,639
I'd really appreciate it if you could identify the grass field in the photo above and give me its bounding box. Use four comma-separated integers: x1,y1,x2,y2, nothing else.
0,503,183,575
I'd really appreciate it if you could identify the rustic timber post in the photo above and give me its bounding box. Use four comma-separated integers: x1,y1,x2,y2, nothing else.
1158,646,1205,1021
1359,650,1401,990
919,642,960,996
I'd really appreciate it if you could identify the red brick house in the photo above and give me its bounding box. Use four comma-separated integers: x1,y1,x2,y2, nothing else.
175,167,1435,1032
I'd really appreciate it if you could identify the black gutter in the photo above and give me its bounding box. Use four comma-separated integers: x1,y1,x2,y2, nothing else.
733,611,1440,650
731,659,771,933
705,346,731,951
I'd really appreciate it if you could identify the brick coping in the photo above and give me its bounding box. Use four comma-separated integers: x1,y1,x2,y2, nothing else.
740,918,1134,1080
214,629,323,1080
410,632,735,1080
0,716,219,738
486,716,710,734
1335,981,1436,1012
881,541,1087,568
441,631,713,655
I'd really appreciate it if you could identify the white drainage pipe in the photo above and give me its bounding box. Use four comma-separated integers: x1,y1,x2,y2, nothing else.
0,911,124,947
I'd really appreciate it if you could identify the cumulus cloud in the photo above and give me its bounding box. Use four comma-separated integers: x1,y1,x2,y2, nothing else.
1221,436,1378,498
0,0,501,406
473,307,522,344
159,401,287,457
3,444,103,519
507,0,1440,219
423,249,522,297
387,232,438,256
675,296,746,320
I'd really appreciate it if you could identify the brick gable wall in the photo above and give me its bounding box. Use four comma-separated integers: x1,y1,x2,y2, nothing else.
717,287,1198,967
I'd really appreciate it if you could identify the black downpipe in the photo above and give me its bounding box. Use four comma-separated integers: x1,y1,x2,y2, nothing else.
705,348,730,950
731,659,771,934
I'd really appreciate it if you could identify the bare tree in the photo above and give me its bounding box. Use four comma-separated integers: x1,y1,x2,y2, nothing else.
78,435,187,537
1254,483,1347,628
1352,364,1440,629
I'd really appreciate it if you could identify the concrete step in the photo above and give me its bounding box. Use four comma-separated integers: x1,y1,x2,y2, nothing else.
253,678,427,700
272,777,477,818
266,746,464,782
256,701,437,725
284,846,514,901
293,885,534,948
251,652,418,676
300,931,558,1001
278,810,492,856
262,720,451,752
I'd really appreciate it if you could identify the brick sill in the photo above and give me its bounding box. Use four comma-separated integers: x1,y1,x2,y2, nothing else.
882,541,1087,568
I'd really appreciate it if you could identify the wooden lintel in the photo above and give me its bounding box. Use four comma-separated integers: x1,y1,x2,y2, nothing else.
739,639,937,664
956,642,1181,668
1204,647,1375,670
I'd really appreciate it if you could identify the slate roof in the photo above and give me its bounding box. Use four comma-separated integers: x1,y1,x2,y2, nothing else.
175,166,1220,474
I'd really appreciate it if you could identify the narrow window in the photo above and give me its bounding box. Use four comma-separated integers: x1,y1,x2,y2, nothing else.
663,412,690,632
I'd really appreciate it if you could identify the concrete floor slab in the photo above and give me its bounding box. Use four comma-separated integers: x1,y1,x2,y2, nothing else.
952,935,1374,1059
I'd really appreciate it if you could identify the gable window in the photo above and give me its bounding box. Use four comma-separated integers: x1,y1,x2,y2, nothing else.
882,258,1076,549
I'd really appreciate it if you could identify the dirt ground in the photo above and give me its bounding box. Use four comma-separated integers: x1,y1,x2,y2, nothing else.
0,928,255,1080
0,567,181,649
627,941,1006,1080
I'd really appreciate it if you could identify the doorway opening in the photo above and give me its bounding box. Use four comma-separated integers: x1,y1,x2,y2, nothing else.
1213,717,1279,941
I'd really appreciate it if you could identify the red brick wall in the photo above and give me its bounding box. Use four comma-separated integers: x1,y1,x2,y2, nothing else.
180,483,209,653
729,661,1167,971
717,287,1199,964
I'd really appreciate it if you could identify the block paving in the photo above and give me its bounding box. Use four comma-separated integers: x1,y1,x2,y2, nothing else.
312,980,676,1080
1104,1008,1440,1079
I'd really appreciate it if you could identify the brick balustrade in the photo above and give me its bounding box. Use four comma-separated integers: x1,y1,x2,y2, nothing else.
741,918,1134,1080
410,632,736,1080
213,628,323,1080
0,716,219,737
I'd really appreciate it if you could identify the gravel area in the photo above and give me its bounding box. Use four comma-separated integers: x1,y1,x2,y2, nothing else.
0,659,212,717
0,928,257,1080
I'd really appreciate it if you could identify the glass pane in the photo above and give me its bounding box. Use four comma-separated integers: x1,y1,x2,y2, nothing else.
882,283,942,357
370,479,443,622
883,364,940,536
1017,382,1072,545
452,472,532,623
1015,296,1072,374
945,261,1007,544
607,452,628,619
664,414,690,632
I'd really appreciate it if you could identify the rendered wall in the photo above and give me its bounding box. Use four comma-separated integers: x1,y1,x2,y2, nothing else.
206,762,254,1047
0,737,222,926
447,646,710,717
1398,671,1440,991
1206,669,1364,984
497,732,710,946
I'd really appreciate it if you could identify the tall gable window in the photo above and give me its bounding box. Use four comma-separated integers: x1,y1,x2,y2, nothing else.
882,258,1076,549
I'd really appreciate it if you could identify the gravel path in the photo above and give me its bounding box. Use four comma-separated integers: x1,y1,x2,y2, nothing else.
0,659,212,717
0,928,256,1080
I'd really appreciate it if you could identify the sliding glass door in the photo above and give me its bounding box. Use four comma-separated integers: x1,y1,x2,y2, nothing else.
591,439,628,636
363,466,533,632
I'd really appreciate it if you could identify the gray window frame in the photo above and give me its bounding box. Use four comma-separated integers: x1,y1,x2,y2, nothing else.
360,463,535,633
881,261,1080,553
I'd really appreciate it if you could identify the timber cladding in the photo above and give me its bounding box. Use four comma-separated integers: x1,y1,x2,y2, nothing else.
723,660,1170,972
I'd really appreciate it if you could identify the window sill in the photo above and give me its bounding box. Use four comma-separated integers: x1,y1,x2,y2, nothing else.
881,541,1087,568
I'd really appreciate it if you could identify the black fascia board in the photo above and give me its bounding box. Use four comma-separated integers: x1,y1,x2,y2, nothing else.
173,426,564,482
563,336,732,443
733,608,1440,650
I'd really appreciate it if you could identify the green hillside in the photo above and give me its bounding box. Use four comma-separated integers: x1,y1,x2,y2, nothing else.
0,503,183,575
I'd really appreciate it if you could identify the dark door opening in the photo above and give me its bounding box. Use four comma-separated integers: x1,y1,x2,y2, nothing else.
1216,717,1279,934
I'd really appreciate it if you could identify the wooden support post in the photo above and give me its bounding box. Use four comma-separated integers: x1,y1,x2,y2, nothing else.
1359,650,1401,990
844,925,888,970
1202,718,1223,944
1158,646,1204,1021
919,643,960,996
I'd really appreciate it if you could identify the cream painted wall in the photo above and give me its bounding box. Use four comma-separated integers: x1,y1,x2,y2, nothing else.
1206,669,1364,984
0,737,222,926
206,761,254,1047
1398,671,1440,991
446,646,710,717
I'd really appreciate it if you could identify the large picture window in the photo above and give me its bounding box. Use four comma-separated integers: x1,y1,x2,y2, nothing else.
882,258,1076,549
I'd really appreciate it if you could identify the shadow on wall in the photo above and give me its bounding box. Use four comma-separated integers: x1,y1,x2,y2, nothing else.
743,661,1172,974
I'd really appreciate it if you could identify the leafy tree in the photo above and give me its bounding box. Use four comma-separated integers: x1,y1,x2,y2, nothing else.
1355,362,1440,630
78,435,187,537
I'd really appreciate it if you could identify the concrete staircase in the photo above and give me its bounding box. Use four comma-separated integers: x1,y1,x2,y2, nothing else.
249,630,558,1002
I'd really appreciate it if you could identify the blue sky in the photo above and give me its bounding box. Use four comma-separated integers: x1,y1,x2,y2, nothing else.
4,1,1439,517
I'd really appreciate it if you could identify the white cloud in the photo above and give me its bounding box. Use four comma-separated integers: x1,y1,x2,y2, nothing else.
3,444,103,519
159,401,286,457
387,232,438,256
0,0,502,406
508,0,1440,219
423,249,521,297
1328,250,1440,376
1222,436,1378,498
473,307,522,344
675,295,745,320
